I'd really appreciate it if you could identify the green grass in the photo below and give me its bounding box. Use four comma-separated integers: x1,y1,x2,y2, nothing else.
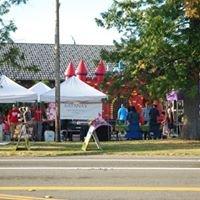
0,139,200,157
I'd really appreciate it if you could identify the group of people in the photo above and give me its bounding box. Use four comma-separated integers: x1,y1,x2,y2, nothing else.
0,103,52,141
0,101,180,142
117,102,176,140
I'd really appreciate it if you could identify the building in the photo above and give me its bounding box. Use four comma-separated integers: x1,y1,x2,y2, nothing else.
0,43,114,86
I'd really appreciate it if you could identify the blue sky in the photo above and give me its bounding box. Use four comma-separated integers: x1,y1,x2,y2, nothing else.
5,0,121,45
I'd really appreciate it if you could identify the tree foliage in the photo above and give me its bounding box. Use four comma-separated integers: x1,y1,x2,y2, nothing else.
0,0,28,42
0,0,38,72
96,0,200,99
184,0,200,19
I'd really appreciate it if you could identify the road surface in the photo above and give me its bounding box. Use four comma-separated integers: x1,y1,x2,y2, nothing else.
0,156,199,200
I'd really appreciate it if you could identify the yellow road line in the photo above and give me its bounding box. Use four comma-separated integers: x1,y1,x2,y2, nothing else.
0,186,200,192
0,193,55,200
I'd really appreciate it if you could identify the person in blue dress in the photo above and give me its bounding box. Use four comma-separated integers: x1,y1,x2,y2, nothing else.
125,106,142,140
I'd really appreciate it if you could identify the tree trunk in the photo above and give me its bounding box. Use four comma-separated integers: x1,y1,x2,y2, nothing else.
182,91,200,140
182,14,200,140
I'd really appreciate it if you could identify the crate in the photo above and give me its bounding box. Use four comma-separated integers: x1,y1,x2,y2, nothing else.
44,130,55,142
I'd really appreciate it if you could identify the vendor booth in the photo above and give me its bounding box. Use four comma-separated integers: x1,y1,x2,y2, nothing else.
40,76,108,141
0,75,37,103
0,75,37,143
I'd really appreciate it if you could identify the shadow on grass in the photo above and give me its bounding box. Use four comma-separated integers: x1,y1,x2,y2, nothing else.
0,140,199,156
0,142,102,153
102,140,200,153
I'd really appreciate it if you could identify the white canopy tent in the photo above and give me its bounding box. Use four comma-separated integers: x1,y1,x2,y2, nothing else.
0,75,37,103
40,76,107,120
29,82,51,102
40,76,107,103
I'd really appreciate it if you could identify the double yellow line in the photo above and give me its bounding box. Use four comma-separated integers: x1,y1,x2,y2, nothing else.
0,186,200,192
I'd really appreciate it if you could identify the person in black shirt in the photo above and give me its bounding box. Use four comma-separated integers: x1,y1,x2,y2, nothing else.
149,104,160,139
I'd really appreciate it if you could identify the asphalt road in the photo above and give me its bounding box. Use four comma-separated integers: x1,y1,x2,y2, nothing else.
0,156,200,200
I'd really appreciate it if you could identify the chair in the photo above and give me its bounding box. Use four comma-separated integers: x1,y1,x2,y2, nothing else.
67,123,81,141
96,125,111,141
60,129,68,141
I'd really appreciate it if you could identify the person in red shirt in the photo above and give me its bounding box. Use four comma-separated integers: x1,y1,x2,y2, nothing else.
33,104,46,141
7,104,20,139
34,107,43,121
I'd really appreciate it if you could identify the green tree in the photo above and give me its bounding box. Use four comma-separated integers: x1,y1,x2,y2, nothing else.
0,0,38,71
96,0,200,139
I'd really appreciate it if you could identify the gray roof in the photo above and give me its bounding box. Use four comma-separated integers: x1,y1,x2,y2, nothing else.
0,43,114,80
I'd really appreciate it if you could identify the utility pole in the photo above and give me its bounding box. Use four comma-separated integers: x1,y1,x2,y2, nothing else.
55,0,61,142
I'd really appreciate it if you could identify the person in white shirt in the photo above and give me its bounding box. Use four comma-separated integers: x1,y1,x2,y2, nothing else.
142,102,151,125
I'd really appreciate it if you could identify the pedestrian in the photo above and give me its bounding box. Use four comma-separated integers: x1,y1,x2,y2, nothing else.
117,104,128,124
142,101,151,125
161,111,170,138
167,104,174,136
149,104,160,139
125,106,142,140
33,103,46,141
7,104,20,139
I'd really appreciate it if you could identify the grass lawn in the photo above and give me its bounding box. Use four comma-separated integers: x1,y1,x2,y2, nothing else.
0,139,200,157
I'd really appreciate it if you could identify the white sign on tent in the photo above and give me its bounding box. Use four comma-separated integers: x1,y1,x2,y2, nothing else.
61,102,102,120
